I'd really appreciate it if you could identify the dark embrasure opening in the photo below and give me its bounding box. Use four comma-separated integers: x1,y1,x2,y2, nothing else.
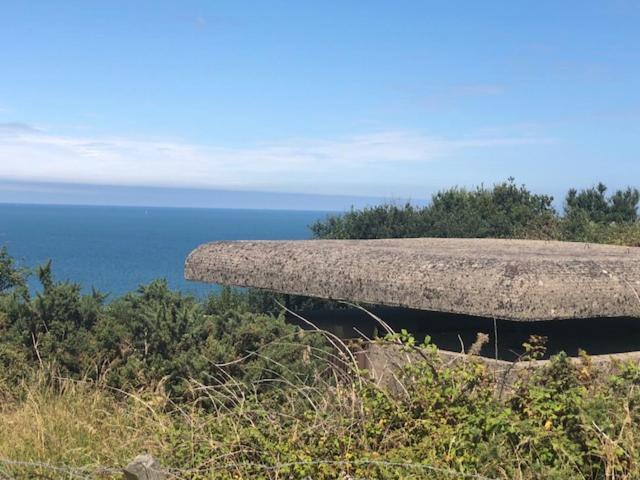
286,306,640,361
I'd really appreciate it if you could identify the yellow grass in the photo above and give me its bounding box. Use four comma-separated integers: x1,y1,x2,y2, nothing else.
0,376,169,478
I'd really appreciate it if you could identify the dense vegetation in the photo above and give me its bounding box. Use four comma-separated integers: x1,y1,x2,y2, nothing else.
0,249,325,401
2,180,640,479
311,179,640,245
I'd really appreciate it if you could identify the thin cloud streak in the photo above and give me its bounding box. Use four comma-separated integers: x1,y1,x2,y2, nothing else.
0,127,551,195
0,122,41,133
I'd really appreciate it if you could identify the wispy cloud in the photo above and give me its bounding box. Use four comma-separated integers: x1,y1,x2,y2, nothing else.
420,83,505,110
450,84,505,96
0,126,549,195
0,122,41,133
194,16,207,29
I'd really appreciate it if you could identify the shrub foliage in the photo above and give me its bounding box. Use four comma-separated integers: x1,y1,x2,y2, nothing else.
2,335,640,479
0,256,326,400
311,178,640,245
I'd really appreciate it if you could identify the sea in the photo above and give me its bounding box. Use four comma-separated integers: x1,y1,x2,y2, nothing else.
0,203,332,299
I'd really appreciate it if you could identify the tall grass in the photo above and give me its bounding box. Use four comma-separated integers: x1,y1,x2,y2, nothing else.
2,334,640,480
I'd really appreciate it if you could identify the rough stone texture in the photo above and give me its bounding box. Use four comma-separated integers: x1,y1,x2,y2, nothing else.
363,342,640,392
123,454,166,480
185,238,640,321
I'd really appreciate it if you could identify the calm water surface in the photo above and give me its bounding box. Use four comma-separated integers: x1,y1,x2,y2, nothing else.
0,204,331,298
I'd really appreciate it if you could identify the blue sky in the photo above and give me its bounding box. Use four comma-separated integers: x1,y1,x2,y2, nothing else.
0,1,639,209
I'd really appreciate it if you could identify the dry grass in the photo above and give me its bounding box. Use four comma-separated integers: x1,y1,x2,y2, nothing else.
0,374,170,478
2,340,640,480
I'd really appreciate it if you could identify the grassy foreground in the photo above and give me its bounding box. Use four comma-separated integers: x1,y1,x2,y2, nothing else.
2,340,640,479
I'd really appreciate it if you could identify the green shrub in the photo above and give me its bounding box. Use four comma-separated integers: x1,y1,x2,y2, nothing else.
0,255,327,400
0,246,26,293
565,183,639,224
311,178,640,246
311,178,560,240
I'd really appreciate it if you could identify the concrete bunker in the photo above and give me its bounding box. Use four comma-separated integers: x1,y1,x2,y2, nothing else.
185,238,640,362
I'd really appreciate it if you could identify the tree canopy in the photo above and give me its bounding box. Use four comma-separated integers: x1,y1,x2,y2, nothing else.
311,179,640,245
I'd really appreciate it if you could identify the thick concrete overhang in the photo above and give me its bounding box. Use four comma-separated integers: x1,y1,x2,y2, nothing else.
185,238,640,321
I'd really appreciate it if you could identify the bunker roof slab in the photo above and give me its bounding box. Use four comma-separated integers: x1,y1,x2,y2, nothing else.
185,238,640,321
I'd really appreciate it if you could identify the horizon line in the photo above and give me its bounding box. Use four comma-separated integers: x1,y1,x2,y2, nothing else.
0,199,345,213
0,179,426,212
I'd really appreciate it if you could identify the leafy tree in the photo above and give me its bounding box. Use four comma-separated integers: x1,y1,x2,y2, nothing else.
424,179,557,239
310,203,423,240
311,179,559,240
312,179,640,245
565,183,639,224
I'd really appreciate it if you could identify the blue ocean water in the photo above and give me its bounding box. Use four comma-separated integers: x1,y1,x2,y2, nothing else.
0,204,331,299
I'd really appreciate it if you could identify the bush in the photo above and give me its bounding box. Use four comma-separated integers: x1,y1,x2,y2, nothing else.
311,179,640,246
311,179,559,240
424,179,558,239
3,337,640,479
0,246,26,293
565,183,639,224
0,255,327,400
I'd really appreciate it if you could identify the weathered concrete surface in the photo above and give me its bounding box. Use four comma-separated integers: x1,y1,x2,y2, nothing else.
362,342,640,393
185,238,640,321
123,454,166,480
